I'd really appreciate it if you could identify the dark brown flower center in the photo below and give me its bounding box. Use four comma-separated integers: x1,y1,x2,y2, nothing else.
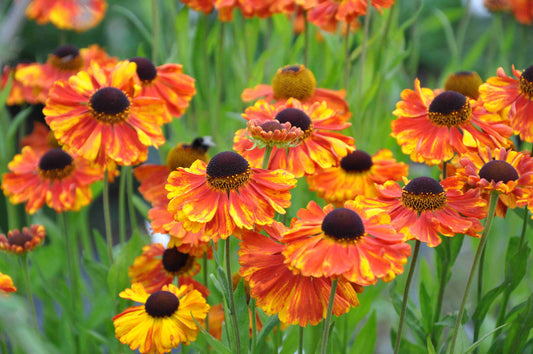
275,108,312,138
162,247,190,273
444,71,483,99
260,121,284,132
428,91,471,127
145,291,180,318
206,151,251,191
8,232,33,247
38,148,75,180
89,87,131,124
322,208,365,242
48,45,83,71
519,65,533,100
130,57,157,83
271,64,316,100
479,160,519,183
401,177,447,212
340,150,373,173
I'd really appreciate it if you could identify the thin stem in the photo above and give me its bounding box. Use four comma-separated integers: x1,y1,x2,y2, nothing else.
21,255,37,329
213,23,225,146
203,253,209,333
477,246,486,303
262,146,273,170
151,0,160,64
298,325,304,354
432,256,449,345
343,24,351,90
239,14,250,80
103,170,114,264
225,238,241,354
394,240,421,354
303,9,309,67
449,192,498,354
251,299,257,353
321,279,338,354
518,206,529,249
126,166,137,233
118,168,126,246
356,0,372,104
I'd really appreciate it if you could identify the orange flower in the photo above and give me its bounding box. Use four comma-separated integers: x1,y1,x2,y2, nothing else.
456,148,533,217
0,225,46,254
113,283,209,353
479,65,533,142
20,121,60,153
16,44,117,103
134,139,213,256
43,61,167,168
306,149,408,206
180,0,215,15
167,151,296,240
2,147,102,214
26,0,107,32
281,200,410,285
128,243,208,297
1,65,41,105
242,64,350,119
245,119,304,149
391,79,513,165
129,57,195,119
0,272,17,295
361,176,487,247
239,228,361,326
508,0,533,24
233,99,354,177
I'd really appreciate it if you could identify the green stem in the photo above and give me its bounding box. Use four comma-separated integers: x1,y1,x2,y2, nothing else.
432,257,449,345
103,170,114,264
126,166,137,233
225,238,241,354
262,146,273,170
151,0,160,64
303,9,309,67
321,279,338,354
298,325,304,354
21,254,37,329
356,0,372,103
251,299,257,354
118,168,126,246
477,246,486,304
394,240,421,354
518,206,529,249
213,23,225,146
343,23,351,90
449,192,498,354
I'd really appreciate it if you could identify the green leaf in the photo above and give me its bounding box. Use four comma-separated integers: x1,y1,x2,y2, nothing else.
92,229,111,266
504,293,533,353
255,314,280,352
472,283,505,328
419,281,433,333
390,328,426,354
192,315,232,354
427,336,437,354
350,311,377,354
464,323,510,353
504,236,530,290
234,280,251,352
111,5,151,44
392,292,427,345
7,107,32,140
107,231,146,297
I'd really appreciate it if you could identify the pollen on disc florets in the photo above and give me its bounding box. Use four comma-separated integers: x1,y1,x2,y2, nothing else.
38,148,75,180
162,247,191,275
130,57,157,84
444,71,483,99
271,64,317,100
206,151,251,191
401,176,447,212
274,108,313,139
48,44,84,71
427,91,472,127
322,208,365,243
519,65,533,100
340,150,373,174
88,87,131,124
144,290,180,318
479,160,519,183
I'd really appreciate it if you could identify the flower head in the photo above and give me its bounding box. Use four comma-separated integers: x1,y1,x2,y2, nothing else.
2,147,103,214
44,61,167,168
281,200,410,285
246,119,304,149
0,272,17,295
444,71,483,100
167,151,296,240
234,99,354,177
1,65,41,105
20,121,60,153
26,0,108,32
306,149,408,206
362,176,487,247
113,283,209,354
242,64,350,118
392,79,513,165
479,65,533,142
0,225,46,254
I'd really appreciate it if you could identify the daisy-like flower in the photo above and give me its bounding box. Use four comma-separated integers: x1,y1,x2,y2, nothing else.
1,65,41,105
246,119,304,149
306,149,408,206
239,228,361,326
135,138,213,256
233,99,354,177
2,147,103,214
128,243,208,296
281,200,410,285
15,44,117,103
0,272,16,295
479,65,533,142
112,283,209,354
26,0,107,32
361,176,487,247
0,225,46,254
392,79,513,165
43,61,167,168
242,64,350,118
129,57,195,119
167,151,296,240
444,71,484,100
455,148,533,218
